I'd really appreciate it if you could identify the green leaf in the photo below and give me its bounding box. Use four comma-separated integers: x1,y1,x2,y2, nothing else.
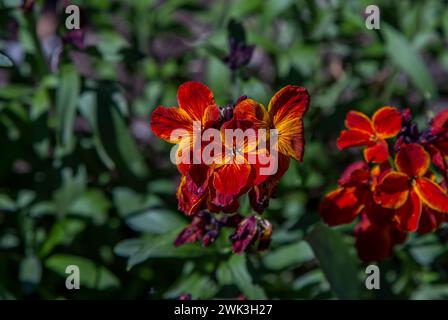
0,53,13,67
97,85,149,178
0,194,16,211
126,209,185,234
263,241,314,270
226,254,267,300
383,24,436,99
19,254,42,292
55,65,80,155
45,254,120,290
39,219,86,257
164,273,218,299
306,224,361,299
114,230,207,269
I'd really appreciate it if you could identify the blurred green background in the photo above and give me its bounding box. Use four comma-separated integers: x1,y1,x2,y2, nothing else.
0,0,447,299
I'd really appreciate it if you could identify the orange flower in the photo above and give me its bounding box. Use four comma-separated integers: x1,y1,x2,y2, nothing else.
374,143,448,232
337,106,402,163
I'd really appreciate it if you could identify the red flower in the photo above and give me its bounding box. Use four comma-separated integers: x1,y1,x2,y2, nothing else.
375,143,448,232
337,107,402,163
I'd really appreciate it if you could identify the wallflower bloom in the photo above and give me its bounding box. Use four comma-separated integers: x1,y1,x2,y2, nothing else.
375,143,448,232
337,106,402,163
321,106,447,263
150,81,310,254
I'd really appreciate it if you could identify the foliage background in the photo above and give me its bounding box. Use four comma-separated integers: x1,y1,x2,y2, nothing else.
0,0,447,299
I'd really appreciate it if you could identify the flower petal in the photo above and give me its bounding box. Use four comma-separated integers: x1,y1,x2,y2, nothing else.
364,195,396,226
395,143,430,177
345,111,374,134
372,106,402,139
363,138,389,163
395,189,422,232
373,171,410,209
355,214,393,263
338,161,370,187
177,81,217,122
431,109,448,134
177,176,207,216
211,162,253,209
233,98,269,129
414,177,448,212
249,153,290,214
319,187,365,226
150,106,192,143
268,85,310,162
418,205,446,234
337,129,373,150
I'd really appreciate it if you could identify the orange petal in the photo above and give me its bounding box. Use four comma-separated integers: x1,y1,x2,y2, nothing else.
150,106,192,143
337,129,373,150
395,189,422,232
212,162,253,200
363,138,389,163
177,81,217,122
268,85,310,162
372,106,402,139
345,111,374,135
414,177,448,212
373,171,410,209
395,143,430,177
233,98,269,129
319,187,364,226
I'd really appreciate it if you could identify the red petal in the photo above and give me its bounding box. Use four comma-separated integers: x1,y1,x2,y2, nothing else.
355,214,392,263
395,189,422,232
249,154,290,214
364,195,396,226
414,177,448,212
372,106,402,139
363,138,389,163
177,81,217,122
431,109,448,134
177,175,207,216
373,171,410,208
319,187,365,226
150,106,192,143
211,162,253,209
338,161,370,187
268,85,310,119
268,86,310,162
345,111,374,135
337,129,373,150
395,143,430,177
418,205,445,234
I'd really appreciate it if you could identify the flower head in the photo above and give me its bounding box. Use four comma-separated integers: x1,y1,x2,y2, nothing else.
337,106,402,163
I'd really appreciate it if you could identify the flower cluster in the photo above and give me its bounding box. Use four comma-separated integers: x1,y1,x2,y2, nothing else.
319,107,448,263
150,81,309,252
